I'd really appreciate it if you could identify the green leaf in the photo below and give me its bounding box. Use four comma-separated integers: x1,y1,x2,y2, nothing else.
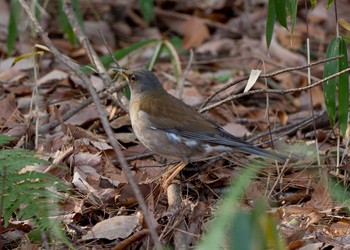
310,0,318,8
326,0,334,9
343,36,350,43
163,40,182,85
58,0,78,45
275,0,288,29
11,51,44,67
82,38,158,73
169,36,183,50
147,40,163,70
139,0,154,22
0,146,71,247
72,0,85,34
286,0,298,34
230,210,253,249
7,0,21,55
266,0,276,50
196,161,263,250
98,38,157,70
323,38,340,125
338,38,349,136
0,135,14,145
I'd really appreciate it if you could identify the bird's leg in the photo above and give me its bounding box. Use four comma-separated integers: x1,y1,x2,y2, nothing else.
162,161,188,189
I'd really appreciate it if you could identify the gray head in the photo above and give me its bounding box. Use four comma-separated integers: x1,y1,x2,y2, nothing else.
123,68,165,95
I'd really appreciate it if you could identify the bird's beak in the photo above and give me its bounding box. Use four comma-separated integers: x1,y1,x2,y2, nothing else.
111,67,129,81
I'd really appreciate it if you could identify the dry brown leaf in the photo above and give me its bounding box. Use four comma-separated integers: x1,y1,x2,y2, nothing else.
90,75,104,92
66,105,99,126
0,93,21,125
168,85,204,106
305,211,322,228
298,242,324,250
37,70,68,85
110,114,131,129
276,110,288,126
82,214,141,240
264,35,307,66
0,69,27,83
182,17,209,49
117,184,152,207
115,132,137,144
222,122,250,137
196,38,236,56
198,167,232,186
307,180,333,211
122,144,150,157
330,218,350,236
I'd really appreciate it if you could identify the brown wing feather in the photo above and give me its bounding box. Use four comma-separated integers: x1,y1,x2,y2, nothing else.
139,91,219,133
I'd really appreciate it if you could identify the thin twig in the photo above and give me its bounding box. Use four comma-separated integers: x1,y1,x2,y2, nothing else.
200,55,343,108
62,1,161,248
18,1,161,248
177,49,194,99
112,229,149,250
38,83,126,134
199,66,350,113
304,0,321,165
248,110,327,143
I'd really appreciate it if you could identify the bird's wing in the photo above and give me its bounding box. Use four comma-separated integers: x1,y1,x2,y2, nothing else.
139,93,286,160
139,92,220,133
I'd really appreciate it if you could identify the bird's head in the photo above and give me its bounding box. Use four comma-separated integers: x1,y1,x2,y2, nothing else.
114,68,164,95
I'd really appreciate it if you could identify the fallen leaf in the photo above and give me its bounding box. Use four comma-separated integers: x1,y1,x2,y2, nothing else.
182,17,209,49
82,214,141,240
37,70,68,86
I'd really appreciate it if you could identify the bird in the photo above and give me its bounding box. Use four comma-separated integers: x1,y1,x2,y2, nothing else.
115,68,289,186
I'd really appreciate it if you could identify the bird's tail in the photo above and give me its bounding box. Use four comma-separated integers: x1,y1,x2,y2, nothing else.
240,145,294,162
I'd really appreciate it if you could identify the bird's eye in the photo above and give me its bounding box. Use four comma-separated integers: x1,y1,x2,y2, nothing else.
129,74,136,82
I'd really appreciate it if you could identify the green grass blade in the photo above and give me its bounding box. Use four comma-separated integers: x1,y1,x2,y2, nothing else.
147,40,163,70
7,0,21,55
338,38,349,136
139,0,154,22
196,162,261,250
323,38,340,125
163,39,182,85
230,210,253,249
72,0,85,34
326,0,334,9
101,38,157,67
82,38,158,73
275,0,287,29
266,0,276,50
58,0,78,45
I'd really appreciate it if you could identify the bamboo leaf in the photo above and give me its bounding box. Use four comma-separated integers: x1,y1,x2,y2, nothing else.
286,0,298,34
338,38,349,136
7,0,21,55
275,0,287,29
323,38,340,125
266,0,276,50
